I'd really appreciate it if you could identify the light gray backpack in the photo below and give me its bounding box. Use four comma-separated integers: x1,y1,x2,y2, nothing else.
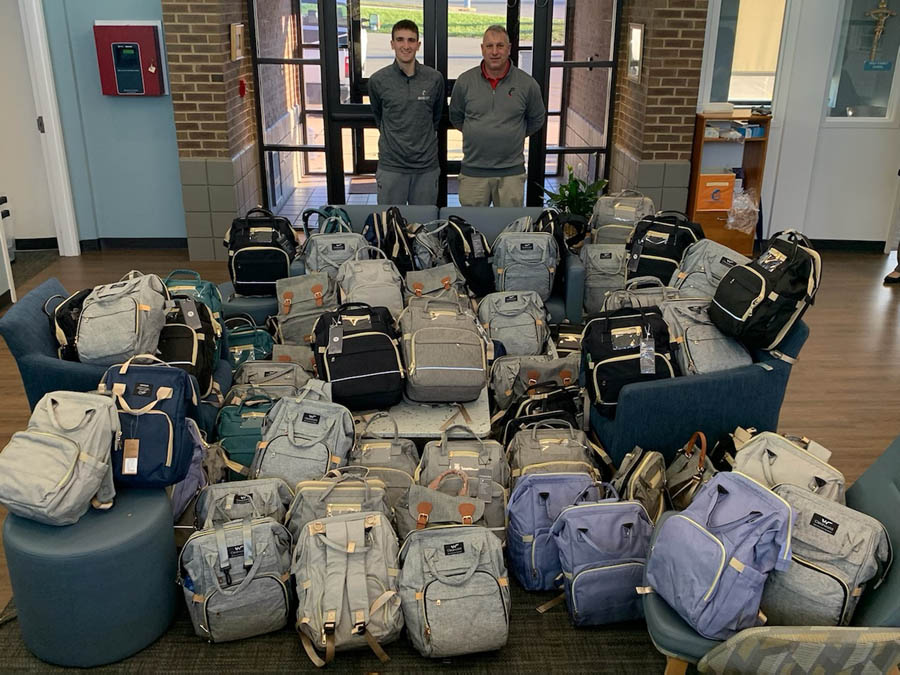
602,275,685,311
580,243,626,314
404,262,466,301
507,420,599,487
284,473,391,540
416,425,510,491
272,343,315,369
399,524,510,658
77,271,169,366
491,230,559,301
348,412,419,508
253,394,355,486
179,517,293,643
591,222,635,245
293,511,403,666
399,296,488,403
395,472,506,540
411,220,452,269
272,272,339,344
194,477,294,529
661,299,753,375
590,190,655,228
670,238,750,299
300,218,369,279
760,484,892,627
477,291,549,357
336,246,404,317
732,432,847,503
231,361,310,398
489,353,580,411
0,391,118,526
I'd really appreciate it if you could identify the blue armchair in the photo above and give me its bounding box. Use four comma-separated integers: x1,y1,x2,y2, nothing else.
0,277,231,436
643,432,900,674
589,320,809,465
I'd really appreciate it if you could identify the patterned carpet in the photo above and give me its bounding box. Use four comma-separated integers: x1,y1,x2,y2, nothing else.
0,585,666,673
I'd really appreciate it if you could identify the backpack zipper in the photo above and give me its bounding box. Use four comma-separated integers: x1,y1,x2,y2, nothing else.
591,352,674,402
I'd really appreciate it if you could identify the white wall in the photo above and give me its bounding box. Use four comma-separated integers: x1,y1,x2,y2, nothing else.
0,0,54,239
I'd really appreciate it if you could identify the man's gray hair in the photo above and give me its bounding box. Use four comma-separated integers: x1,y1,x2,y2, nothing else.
483,24,509,41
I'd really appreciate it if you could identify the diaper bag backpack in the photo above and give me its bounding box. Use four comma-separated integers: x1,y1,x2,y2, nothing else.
709,230,822,350
507,420,599,486
224,316,274,367
646,471,794,640
194,477,294,529
590,190,655,229
507,473,602,591
0,391,118,525
157,297,221,398
670,239,750,299
610,446,667,522
163,269,223,320
76,271,169,366
404,262,467,301
626,211,704,283
293,511,403,666
43,287,93,361
445,214,495,297
284,473,391,540
489,353,580,412
224,208,297,296
477,291,549,357
661,299,753,376
580,243,627,315
335,247,404,318
362,206,418,275
215,392,276,477
491,227,559,302
602,276,685,312
271,272,339,345
399,524,510,658
347,412,418,509
300,212,368,279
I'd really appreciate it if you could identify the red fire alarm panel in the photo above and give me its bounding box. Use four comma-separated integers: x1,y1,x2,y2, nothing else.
94,21,168,96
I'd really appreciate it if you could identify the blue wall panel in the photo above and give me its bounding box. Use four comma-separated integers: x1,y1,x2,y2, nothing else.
43,0,184,241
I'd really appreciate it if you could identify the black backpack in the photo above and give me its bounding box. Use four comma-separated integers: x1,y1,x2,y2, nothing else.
709,230,821,350
445,215,495,297
311,302,404,411
224,208,297,296
581,306,676,418
496,382,582,446
625,211,704,283
43,287,93,361
362,206,418,275
157,297,221,398
535,208,590,254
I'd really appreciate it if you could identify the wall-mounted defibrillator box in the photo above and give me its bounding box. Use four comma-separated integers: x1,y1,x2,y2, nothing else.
93,21,169,96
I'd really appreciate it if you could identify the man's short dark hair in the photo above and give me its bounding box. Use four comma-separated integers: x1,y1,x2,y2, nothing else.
391,19,419,40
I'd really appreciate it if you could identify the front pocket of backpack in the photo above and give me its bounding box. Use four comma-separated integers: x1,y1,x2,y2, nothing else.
158,324,199,370
682,325,751,374
203,573,289,642
322,332,403,400
712,266,765,324
569,561,645,625
409,327,485,390
0,431,83,516
232,247,290,286
501,262,552,300
699,562,765,639
489,318,542,356
423,570,508,656
115,410,175,485
760,559,846,627
77,298,139,363
255,436,330,485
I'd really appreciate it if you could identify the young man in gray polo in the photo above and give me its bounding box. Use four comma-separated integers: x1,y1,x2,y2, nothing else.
368,20,445,205
449,25,546,207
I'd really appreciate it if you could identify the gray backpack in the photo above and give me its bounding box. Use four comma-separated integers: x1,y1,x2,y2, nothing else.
507,420,599,487
253,394,355,486
0,391,118,526
417,425,510,491
348,412,419,509
732,432,846,503
661,299,752,375
477,291,549,357
179,517,293,643
272,272,339,344
491,230,559,301
399,524,510,658
284,473,391,540
77,271,169,366
611,446,667,522
399,296,488,403
395,472,506,540
602,275,685,311
591,222,635,245
404,262,466,301
272,343,315,369
194,477,294,529
300,218,369,279
293,511,403,666
761,484,892,627
580,244,626,314
489,353,580,411
670,239,750,299
411,220,452,269
590,190,655,228
230,362,311,400
336,246,404,317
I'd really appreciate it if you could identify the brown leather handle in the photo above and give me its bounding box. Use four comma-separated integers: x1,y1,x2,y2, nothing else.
428,469,469,496
684,431,708,468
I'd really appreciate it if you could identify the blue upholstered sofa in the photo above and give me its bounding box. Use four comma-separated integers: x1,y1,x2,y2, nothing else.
0,277,232,436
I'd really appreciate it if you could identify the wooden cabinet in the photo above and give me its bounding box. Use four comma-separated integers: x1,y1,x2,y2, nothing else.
687,110,772,257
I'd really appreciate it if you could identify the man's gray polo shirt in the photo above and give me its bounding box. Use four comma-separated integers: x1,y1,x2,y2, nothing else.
369,60,444,173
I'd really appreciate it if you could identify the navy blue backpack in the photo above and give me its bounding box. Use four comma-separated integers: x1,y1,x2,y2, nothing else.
102,355,199,488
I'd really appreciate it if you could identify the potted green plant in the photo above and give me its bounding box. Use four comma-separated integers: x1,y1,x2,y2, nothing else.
539,165,608,219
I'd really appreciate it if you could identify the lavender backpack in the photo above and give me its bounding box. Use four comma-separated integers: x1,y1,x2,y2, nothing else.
645,472,794,640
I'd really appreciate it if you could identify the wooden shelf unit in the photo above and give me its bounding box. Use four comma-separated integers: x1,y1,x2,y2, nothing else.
687,110,772,256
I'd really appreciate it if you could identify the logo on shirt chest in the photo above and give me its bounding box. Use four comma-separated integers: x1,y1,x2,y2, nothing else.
417,88,429,101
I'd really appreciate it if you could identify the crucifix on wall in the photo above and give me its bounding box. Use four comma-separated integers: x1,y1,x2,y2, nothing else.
865,0,896,61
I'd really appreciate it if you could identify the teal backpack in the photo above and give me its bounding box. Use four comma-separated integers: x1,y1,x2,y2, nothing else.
214,391,275,479
301,206,351,232
224,315,274,368
164,269,223,320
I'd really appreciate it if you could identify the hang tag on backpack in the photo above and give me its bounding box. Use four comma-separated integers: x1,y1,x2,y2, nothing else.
640,329,655,375
470,235,486,259
178,299,203,330
477,469,493,503
327,324,343,355
627,242,642,272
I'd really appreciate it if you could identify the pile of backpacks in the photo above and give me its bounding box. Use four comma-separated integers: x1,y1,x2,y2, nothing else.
1,196,886,666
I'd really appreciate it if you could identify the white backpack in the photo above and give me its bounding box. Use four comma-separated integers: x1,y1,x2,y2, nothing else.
335,246,404,317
